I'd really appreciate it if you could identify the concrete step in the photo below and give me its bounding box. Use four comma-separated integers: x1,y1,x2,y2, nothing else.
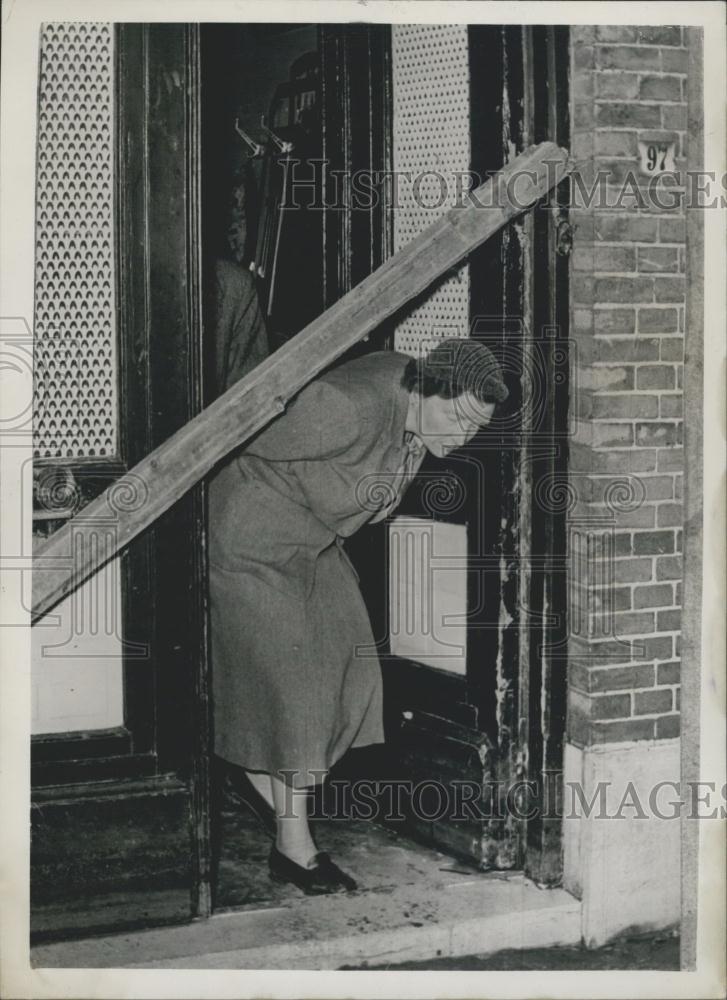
32,873,581,970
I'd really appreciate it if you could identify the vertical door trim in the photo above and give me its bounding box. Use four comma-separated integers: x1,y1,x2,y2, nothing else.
520,24,571,884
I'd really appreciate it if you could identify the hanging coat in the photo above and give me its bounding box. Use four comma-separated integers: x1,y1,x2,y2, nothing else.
208,348,422,787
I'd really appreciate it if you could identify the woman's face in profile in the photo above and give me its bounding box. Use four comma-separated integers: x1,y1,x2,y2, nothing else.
415,391,495,457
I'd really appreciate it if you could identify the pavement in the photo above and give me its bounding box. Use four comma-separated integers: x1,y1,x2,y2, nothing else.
344,930,681,970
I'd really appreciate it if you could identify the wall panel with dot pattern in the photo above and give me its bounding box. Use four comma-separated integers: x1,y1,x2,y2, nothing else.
33,22,118,460
391,24,470,357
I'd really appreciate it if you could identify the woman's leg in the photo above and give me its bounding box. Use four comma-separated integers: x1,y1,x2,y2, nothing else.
270,772,318,868
244,768,317,866
246,767,357,892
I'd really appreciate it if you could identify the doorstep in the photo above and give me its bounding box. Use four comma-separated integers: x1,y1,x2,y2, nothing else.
33,812,581,969
32,874,581,970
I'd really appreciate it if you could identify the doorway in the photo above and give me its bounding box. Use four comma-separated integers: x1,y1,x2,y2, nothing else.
29,20,569,942
197,21,570,911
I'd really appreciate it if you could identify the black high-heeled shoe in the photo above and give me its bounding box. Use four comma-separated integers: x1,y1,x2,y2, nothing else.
268,844,357,895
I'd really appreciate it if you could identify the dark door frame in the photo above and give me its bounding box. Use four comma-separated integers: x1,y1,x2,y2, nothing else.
31,23,211,941
319,23,570,881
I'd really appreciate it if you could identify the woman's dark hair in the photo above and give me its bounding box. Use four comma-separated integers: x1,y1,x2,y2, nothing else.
401,337,509,405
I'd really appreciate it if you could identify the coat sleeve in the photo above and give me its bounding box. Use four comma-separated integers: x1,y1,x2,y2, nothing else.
213,259,269,397
244,378,363,462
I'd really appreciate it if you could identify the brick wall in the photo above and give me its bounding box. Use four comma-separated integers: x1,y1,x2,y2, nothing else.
567,25,689,746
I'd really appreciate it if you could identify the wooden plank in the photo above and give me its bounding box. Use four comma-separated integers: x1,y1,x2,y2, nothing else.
32,141,571,619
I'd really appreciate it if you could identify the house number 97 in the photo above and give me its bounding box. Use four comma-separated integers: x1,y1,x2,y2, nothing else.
638,139,676,175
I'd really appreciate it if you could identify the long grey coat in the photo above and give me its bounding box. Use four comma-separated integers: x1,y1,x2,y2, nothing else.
208,349,418,787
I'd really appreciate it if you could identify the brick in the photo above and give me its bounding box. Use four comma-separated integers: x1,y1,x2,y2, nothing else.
638,307,679,333
581,447,657,474
637,247,679,273
675,581,682,605
572,273,595,304
636,193,685,219
657,609,681,631
639,75,682,102
567,693,593,746
590,718,655,743
643,476,674,501
592,422,634,448
636,26,682,46
594,246,636,273
574,46,595,70
595,276,654,303
596,74,640,101
639,635,673,661
675,634,681,656
662,105,687,129
597,46,661,71
573,248,596,273
657,502,683,527
660,337,684,361
674,475,683,499
636,367,675,391
588,585,632,613
592,394,658,419
568,716,591,748
591,693,632,720
660,394,683,418
657,661,680,684
574,104,595,132
572,204,597,235
579,476,615,503
571,636,634,666
616,610,658,635
595,102,662,128
656,554,682,580
612,505,657,529
572,70,594,100
614,558,654,584
614,533,632,556
661,49,688,73
568,661,592,694
655,714,680,739
654,276,686,303
659,217,686,243
633,530,674,555
593,309,636,335
573,308,594,334
597,159,649,187
595,337,660,362
633,583,673,609
595,214,658,243
590,663,654,692
595,26,638,43
657,447,684,472
594,129,638,156
587,365,635,392
634,688,673,715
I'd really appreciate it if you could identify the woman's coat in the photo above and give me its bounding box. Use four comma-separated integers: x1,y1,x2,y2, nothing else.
208,349,420,786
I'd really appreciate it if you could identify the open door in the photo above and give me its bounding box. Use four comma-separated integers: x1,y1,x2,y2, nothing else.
31,23,210,940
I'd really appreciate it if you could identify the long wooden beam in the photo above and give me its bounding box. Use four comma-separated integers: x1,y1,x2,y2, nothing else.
32,142,571,619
